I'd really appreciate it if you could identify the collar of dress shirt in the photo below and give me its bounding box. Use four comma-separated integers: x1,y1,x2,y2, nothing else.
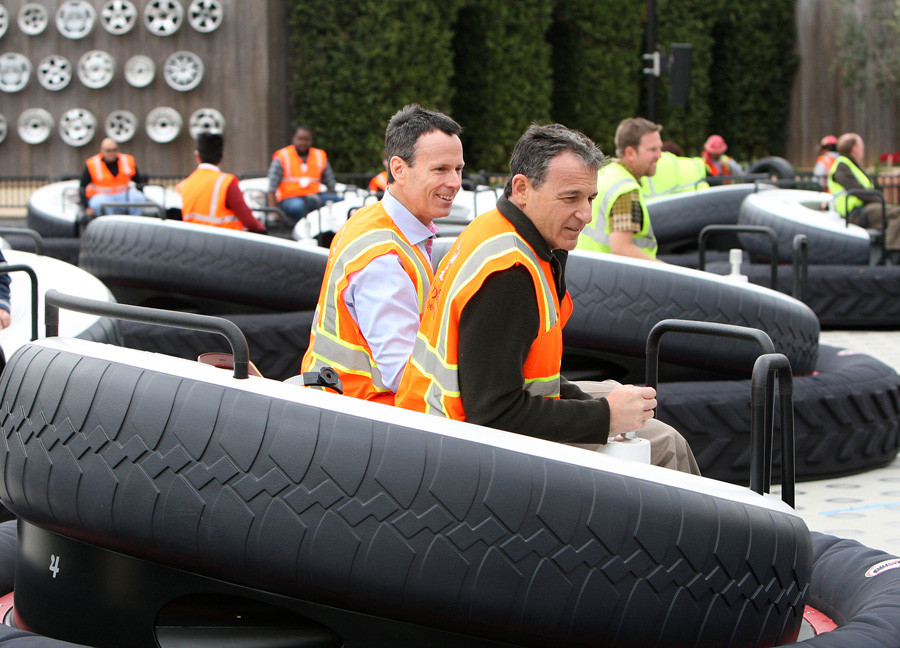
381,188,437,247
197,163,222,172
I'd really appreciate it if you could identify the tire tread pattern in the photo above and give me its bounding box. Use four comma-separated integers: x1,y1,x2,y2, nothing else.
564,252,820,376
0,343,811,647
78,217,327,311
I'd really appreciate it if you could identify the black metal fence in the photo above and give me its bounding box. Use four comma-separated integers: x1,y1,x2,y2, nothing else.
0,171,508,211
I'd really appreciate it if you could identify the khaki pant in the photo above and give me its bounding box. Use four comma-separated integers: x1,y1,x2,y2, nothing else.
571,380,701,475
851,203,900,250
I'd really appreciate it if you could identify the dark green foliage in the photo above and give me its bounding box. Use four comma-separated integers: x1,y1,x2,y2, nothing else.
287,0,461,175
549,0,644,156
452,0,553,172
706,2,799,162
285,0,797,172
654,0,720,157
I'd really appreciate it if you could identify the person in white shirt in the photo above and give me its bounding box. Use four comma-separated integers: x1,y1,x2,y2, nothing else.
300,104,464,403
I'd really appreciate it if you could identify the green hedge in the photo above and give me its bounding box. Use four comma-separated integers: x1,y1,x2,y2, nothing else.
706,2,799,161
549,0,644,157
452,0,553,172
286,0,797,173
287,0,461,176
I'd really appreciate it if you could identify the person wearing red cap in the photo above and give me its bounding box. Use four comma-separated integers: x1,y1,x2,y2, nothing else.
701,134,744,180
813,135,839,190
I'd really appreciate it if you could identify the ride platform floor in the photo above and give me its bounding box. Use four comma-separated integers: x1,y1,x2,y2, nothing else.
776,330,900,556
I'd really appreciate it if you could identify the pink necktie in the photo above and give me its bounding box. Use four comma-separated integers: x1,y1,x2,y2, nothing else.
425,223,438,258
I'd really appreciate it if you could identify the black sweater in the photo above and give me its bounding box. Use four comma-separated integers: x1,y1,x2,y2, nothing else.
456,197,611,443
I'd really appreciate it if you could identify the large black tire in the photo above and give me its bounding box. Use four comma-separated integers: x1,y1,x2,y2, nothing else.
79,216,328,312
779,533,900,648
0,339,811,648
647,183,772,253
747,156,796,180
26,180,81,238
655,345,900,483
563,250,821,378
707,261,900,329
121,310,314,381
738,189,871,265
3,234,82,266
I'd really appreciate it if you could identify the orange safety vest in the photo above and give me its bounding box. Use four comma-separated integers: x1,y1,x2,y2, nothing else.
300,201,435,404
177,167,242,230
368,170,389,192
85,153,136,198
815,153,837,175
396,209,572,420
274,145,327,200
702,150,734,176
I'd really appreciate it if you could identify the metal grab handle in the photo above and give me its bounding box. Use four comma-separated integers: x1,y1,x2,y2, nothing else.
750,353,795,507
792,234,808,301
0,264,39,342
698,224,779,289
645,319,776,393
0,227,45,256
99,201,166,219
44,289,251,379
248,206,287,231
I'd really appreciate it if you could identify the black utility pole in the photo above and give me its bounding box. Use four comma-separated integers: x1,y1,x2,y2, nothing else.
643,0,660,121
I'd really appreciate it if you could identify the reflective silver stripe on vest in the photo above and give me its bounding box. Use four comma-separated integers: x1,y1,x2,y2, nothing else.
414,231,559,416
581,177,633,243
185,173,237,224
524,375,561,398
633,222,657,251
208,172,229,218
310,228,431,389
280,149,325,184
305,308,389,390
184,213,240,225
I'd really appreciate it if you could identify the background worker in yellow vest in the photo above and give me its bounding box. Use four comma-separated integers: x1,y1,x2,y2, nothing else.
300,105,464,404
396,124,698,474
266,125,340,226
829,132,900,250
177,132,267,233
79,138,147,218
577,117,665,262
640,140,709,199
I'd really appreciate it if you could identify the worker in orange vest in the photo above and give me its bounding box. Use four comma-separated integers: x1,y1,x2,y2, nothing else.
79,138,147,217
266,126,340,226
300,105,464,404
368,158,389,194
701,134,745,182
177,132,266,232
813,135,839,190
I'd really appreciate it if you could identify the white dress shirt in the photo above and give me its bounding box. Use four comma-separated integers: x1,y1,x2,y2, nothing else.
343,188,436,392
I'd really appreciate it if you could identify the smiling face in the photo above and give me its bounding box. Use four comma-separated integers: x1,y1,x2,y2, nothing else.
389,130,464,226
623,130,663,180
511,152,598,251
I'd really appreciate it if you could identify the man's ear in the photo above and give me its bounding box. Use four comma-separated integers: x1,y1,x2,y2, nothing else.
389,155,405,184
510,173,529,203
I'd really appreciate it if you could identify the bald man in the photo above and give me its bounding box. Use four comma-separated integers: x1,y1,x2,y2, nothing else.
79,138,148,217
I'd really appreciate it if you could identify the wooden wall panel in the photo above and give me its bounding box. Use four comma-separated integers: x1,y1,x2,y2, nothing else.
787,0,900,170
0,0,288,178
